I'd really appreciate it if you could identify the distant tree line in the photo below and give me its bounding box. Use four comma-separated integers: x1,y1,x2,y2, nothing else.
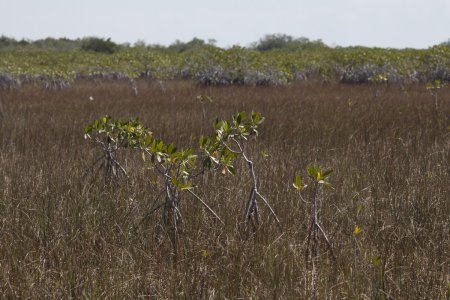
0,36,82,51
0,35,449,53
0,36,120,53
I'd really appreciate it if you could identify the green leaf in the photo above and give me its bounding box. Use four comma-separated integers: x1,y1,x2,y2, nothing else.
321,169,333,179
223,120,230,131
235,113,242,125
356,203,364,214
179,182,193,190
372,255,380,267
145,134,152,146
167,143,174,154
251,112,265,125
213,118,222,130
293,175,306,191
172,176,193,190
236,111,245,125
307,164,319,180
157,140,164,151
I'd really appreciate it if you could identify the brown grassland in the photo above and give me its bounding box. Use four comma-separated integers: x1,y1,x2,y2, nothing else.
0,80,449,298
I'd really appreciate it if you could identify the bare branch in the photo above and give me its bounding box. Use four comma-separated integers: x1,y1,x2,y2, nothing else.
316,223,335,260
187,189,224,225
256,191,281,225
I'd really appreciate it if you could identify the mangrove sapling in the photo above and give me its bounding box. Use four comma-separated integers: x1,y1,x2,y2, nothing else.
129,78,138,96
368,73,388,98
0,95,4,122
293,164,335,263
83,116,223,250
140,136,224,250
157,80,166,95
83,116,151,185
201,111,280,235
426,79,447,113
196,95,213,129
294,164,335,298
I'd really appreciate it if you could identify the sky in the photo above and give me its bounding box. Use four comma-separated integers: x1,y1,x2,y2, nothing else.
1,0,449,48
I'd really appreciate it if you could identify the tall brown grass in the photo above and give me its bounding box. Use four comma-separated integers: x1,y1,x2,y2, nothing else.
0,80,448,298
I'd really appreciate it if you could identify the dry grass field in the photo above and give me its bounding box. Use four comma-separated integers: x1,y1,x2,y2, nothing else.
0,80,449,298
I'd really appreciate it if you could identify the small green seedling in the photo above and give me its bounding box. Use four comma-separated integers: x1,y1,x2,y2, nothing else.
294,164,335,262
426,79,447,112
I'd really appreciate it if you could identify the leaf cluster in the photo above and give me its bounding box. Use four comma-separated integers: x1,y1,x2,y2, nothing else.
84,116,199,190
293,164,333,191
84,115,152,149
200,111,264,175
145,139,197,190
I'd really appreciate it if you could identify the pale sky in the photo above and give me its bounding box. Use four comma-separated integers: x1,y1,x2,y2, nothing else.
1,0,449,48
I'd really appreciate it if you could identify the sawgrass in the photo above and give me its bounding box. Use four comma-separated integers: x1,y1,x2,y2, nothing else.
0,80,448,298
